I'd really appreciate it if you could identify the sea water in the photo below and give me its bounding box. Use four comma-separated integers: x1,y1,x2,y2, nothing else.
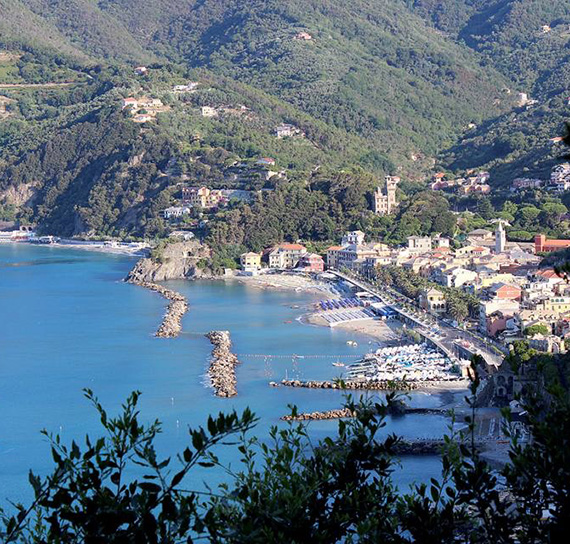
0,243,450,505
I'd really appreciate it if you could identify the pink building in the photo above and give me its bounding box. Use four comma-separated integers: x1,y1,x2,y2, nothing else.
297,253,325,273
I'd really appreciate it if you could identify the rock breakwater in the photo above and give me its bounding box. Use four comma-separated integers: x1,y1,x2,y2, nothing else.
128,279,188,338
278,379,420,391
281,406,445,421
206,331,240,397
282,408,355,421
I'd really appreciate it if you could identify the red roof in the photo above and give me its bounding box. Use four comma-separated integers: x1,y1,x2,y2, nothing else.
327,245,344,251
278,243,306,250
536,268,559,279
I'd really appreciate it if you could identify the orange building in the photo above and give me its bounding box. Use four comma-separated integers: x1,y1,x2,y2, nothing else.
535,234,570,254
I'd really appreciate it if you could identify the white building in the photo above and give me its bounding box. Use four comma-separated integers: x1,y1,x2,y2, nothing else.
407,236,432,254
163,206,191,219
342,230,366,246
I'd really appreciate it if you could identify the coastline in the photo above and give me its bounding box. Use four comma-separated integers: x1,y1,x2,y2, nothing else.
232,272,402,344
229,272,344,297
0,239,148,257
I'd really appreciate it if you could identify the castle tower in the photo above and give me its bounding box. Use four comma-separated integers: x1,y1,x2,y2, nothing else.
373,175,400,215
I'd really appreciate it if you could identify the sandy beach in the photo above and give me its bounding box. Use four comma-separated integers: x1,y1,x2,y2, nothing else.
304,311,402,343
233,272,405,344
232,272,344,297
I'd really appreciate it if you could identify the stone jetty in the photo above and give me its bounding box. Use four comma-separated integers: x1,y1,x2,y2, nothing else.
278,379,420,391
206,330,240,397
281,406,444,421
282,408,355,421
128,279,188,338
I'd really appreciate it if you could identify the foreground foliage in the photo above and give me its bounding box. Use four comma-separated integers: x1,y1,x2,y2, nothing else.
2,361,570,543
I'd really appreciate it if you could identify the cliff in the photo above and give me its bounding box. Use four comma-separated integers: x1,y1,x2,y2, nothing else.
126,241,212,282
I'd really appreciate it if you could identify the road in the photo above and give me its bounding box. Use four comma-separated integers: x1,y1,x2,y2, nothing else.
330,270,505,369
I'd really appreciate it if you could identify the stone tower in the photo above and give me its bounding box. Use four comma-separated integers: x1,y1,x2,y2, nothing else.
373,175,400,215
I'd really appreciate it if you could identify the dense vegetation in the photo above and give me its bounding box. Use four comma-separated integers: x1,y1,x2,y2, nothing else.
425,0,570,183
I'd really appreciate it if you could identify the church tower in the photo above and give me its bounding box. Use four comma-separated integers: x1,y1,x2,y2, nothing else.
495,220,506,254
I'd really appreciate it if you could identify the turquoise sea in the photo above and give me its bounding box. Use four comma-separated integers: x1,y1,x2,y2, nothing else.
0,243,452,505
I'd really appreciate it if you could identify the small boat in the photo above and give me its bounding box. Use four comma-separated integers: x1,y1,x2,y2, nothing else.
346,340,358,347
332,362,345,367
283,320,292,324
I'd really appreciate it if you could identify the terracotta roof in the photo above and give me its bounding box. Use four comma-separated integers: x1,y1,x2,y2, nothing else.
327,245,344,251
536,268,559,279
278,243,306,250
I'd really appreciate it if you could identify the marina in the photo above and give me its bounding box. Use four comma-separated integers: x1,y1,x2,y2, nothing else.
344,343,467,383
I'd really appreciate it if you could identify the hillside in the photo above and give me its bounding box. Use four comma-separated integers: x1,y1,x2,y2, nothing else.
415,0,570,183
0,0,514,161
0,0,569,244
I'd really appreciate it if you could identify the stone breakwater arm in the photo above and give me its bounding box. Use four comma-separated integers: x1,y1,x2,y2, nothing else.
206,331,240,398
128,279,188,338
281,406,445,421
277,379,419,391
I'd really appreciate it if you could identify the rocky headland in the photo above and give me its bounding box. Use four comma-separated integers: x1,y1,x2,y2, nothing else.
206,330,240,397
126,240,212,283
125,240,213,337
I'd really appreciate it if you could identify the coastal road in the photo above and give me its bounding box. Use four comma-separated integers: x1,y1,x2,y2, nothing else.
330,270,505,369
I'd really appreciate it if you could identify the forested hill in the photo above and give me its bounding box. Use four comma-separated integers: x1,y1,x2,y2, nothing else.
0,0,516,159
413,0,570,183
0,0,569,240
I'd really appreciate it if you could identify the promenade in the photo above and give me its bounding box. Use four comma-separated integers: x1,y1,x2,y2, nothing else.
330,270,505,370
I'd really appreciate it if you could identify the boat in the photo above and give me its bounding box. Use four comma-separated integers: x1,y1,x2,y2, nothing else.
332,362,345,367
346,340,358,347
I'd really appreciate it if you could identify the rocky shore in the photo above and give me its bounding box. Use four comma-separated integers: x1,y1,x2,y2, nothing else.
206,330,240,397
127,240,212,283
129,280,188,338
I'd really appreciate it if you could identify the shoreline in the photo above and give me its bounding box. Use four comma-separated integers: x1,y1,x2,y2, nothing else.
230,272,401,343
0,239,148,257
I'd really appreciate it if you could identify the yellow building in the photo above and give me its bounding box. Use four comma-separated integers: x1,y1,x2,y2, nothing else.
240,252,262,272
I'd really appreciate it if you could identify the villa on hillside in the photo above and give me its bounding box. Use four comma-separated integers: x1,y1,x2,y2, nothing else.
182,186,225,209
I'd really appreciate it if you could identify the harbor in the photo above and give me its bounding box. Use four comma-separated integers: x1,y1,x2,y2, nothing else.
344,344,468,384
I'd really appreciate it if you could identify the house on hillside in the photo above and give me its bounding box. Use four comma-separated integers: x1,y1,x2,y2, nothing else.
256,157,276,167
201,106,218,117
240,252,262,273
182,186,225,209
294,32,313,41
163,206,191,219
